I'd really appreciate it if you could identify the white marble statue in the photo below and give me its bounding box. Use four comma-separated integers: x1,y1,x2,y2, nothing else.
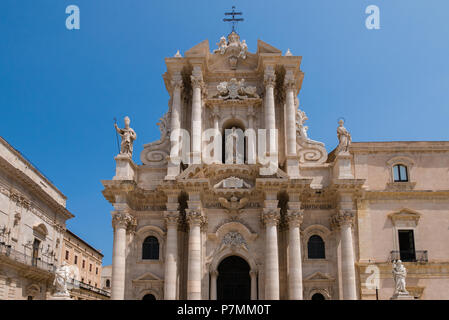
115,116,137,156
225,127,243,163
53,262,71,297
239,39,248,59
337,119,352,153
392,260,409,295
214,36,228,54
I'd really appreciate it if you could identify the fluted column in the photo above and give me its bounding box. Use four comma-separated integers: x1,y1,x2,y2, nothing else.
166,75,184,179
163,210,179,300
210,270,218,300
332,210,357,300
264,68,277,152
284,76,297,157
186,209,205,300
191,70,203,164
250,270,258,300
262,199,280,300
286,207,304,300
111,212,133,300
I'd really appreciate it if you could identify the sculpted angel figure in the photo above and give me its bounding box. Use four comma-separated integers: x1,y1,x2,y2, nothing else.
214,36,228,54
115,116,137,156
239,39,248,59
337,119,351,153
392,260,409,295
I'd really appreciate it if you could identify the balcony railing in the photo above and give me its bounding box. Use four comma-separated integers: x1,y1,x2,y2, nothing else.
67,278,111,297
390,250,428,263
0,242,56,272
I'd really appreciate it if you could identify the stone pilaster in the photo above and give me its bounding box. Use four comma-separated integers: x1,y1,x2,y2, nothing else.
250,270,258,300
210,270,218,300
286,201,304,300
111,212,135,300
261,197,280,300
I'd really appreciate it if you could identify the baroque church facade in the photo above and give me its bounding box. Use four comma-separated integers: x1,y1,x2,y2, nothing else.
102,32,449,300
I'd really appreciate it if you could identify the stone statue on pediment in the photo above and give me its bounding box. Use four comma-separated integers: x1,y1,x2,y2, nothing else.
115,116,137,157
336,119,351,154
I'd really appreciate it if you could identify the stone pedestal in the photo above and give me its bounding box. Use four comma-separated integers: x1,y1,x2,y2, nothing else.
334,151,353,179
285,156,300,178
48,293,72,300
391,293,414,300
114,154,137,180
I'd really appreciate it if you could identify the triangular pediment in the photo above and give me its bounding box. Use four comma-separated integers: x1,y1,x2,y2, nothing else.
133,272,162,282
304,272,334,282
257,40,282,54
185,39,210,57
388,208,421,224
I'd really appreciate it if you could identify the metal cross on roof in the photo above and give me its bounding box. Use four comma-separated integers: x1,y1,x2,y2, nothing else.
223,6,244,33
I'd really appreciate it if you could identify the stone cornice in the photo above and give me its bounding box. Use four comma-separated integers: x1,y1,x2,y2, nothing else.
0,158,74,221
364,190,449,200
350,141,449,153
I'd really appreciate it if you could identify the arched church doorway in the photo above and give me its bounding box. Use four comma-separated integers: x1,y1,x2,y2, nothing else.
142,294,156,300
217,256,251,300
311,293,325,300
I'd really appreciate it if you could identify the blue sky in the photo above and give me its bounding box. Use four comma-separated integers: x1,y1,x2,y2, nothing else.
1,1,448,265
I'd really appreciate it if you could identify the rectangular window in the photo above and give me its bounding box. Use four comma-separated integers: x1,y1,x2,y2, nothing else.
74,256,78,264
65,250,69,260
82,260,85,268
398,230,416,262
96,267,98,275
89,264,92,272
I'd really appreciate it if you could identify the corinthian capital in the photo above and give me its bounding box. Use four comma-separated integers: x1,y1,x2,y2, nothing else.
261,208,281,226
264,73,276,88
284,77,296,91
164,211,180,227
286,210,304,227
171,78,184,91
190,75,204,89
186,209,206,226
112,212,134,229
330,210,355,228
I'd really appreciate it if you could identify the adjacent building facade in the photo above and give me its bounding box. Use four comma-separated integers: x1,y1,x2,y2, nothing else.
102,32,449,300
0,137,74,300
61,229,110,300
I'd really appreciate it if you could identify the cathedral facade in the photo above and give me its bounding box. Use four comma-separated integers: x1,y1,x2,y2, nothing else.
102,33,449,300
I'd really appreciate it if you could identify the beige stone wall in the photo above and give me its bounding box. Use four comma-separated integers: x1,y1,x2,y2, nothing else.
61,230,103,289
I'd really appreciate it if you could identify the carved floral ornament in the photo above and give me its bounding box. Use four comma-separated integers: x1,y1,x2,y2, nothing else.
112,213,136,229
330,210,355,228
186,209,207,226
221,231,248,250
286,210,304,227
261,208,281,225
214,78,259,100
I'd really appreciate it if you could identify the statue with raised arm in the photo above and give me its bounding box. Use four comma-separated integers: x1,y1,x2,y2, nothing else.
337,119,352,153
53,262,71,297
392,260,409,296
115,116,137,156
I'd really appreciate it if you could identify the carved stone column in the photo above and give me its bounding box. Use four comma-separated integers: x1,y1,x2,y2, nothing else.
186,209,206,300
164,209,179,300
286,206,304,300
166,73,183,179
111,212,134,300
261,198,280,300
210,270,218,300
250,270,258,300
191,68,203,164
264,67,277,152
332,210,357,300
284,72,300,178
